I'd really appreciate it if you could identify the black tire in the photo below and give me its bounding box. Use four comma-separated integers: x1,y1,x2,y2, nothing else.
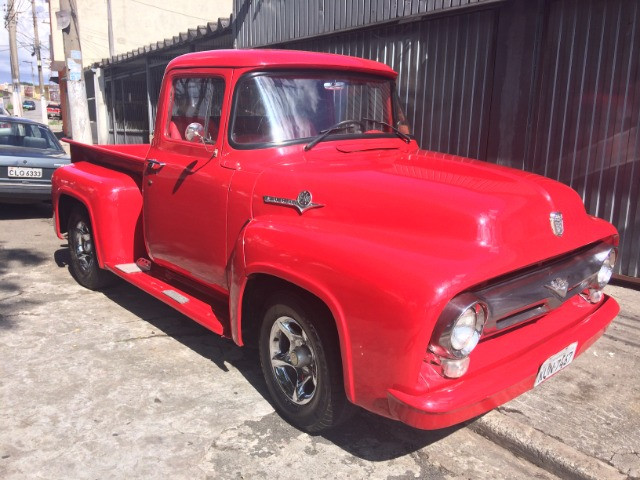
259,291,352,432
67,207,115,290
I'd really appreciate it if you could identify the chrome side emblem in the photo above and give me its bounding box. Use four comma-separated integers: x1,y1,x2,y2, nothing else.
263,190,323,214
550,212,564,236
545,277,569,299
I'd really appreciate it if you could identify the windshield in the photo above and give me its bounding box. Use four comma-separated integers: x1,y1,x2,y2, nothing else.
230,72,409,148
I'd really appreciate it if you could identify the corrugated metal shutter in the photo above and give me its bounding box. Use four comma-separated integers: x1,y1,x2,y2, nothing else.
526,0,640,276
234,0,501,48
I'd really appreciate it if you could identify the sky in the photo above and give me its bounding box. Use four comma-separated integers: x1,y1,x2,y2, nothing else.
1,0,53,84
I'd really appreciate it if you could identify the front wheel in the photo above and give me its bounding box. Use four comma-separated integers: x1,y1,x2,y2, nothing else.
259,292,352,432
67,207,115,290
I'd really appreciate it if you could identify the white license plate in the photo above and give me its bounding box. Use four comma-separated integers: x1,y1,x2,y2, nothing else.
534,342,578,387
8,167,42,178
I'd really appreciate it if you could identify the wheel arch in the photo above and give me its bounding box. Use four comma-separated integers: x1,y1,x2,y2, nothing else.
236,268,355,402
53,162,144,268
57,193,90,236
56,191,105,267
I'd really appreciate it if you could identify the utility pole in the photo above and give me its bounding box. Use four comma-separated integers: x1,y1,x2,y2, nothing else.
106,0,114,58
58,0,91,143
6,0,23,117
31,0,48,124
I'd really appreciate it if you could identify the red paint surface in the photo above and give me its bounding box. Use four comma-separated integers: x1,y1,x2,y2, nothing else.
52,50,620,429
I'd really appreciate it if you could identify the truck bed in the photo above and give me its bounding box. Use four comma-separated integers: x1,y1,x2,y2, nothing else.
64,138,149,175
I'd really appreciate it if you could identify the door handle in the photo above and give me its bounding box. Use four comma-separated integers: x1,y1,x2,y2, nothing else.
146,158,165,171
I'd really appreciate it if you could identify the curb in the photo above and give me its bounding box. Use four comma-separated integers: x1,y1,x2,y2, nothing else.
470,410,628,480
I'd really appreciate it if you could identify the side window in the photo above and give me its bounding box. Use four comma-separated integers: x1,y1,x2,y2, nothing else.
166,76,225,144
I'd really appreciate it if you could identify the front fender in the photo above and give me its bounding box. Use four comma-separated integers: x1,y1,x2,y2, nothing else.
53,161,144,267
229,217,440,408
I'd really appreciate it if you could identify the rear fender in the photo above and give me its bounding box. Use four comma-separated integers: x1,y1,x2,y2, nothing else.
53,161,144,267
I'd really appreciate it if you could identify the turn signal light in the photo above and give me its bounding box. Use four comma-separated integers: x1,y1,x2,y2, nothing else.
440,356,470,378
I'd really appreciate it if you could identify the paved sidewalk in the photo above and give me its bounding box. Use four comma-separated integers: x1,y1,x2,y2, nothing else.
471,284,639,480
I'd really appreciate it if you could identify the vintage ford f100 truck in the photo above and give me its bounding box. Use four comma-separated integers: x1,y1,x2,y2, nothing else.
52,50,619,432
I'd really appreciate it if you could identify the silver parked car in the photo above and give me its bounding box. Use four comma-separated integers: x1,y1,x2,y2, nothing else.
0,116,70,203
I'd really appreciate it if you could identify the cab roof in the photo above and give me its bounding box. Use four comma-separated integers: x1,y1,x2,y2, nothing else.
167,49,397,78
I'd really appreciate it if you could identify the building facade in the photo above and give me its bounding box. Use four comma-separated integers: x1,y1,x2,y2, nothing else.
48,0,233,141
49,0,232,67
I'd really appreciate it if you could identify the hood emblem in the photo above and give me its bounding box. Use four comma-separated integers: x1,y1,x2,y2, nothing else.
545,277,570,299
263,190,323,214
550,212,564,236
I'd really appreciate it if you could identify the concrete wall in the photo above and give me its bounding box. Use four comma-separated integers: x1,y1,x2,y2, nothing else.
49,0,232,67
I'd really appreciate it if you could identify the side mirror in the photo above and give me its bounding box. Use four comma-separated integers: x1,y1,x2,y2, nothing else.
185,122,204,142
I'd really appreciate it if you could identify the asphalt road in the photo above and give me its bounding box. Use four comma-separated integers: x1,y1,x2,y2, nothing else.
18,99,49,124
0,203,638,479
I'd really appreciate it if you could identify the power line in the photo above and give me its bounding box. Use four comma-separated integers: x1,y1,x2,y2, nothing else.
129,0,213,22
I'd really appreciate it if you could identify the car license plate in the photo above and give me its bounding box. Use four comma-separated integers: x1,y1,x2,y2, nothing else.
8,167,43,178
534,342,578,387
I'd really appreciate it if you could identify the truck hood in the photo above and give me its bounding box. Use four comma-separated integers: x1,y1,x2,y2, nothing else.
251,142,616,279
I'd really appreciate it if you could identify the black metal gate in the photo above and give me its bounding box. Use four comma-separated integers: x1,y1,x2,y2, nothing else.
105,72,149,144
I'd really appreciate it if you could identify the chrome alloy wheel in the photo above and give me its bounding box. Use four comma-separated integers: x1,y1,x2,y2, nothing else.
269,316,318,405
72,220,94,272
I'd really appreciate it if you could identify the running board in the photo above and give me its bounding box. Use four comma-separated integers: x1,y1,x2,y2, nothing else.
111,263,226,336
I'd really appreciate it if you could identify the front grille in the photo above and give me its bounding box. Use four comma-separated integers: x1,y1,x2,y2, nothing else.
476,241,614,336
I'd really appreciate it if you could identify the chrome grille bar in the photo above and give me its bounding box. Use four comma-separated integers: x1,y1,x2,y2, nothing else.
476,241,614,335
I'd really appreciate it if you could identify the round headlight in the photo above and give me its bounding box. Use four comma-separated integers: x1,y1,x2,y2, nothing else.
450,303,486,356
596,249,616,289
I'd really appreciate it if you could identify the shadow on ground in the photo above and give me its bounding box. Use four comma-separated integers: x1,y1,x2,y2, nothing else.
321,412,461,460
237,407,462,462
53,246,460,460
101,280,461,459
0,203,52,220
54,246,71,268
0,240,49,328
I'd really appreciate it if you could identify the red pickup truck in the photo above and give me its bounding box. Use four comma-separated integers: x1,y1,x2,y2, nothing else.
52,49,619,432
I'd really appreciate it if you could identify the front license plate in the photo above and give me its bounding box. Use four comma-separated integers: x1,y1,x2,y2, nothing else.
534,342,578,387
8,167,42,178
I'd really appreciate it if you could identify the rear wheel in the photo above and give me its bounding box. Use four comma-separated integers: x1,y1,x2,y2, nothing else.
67,208,115,290
259,291,352,432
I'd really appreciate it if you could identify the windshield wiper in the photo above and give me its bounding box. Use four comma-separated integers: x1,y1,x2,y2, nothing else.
304,120,364,151
362,118,411,143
